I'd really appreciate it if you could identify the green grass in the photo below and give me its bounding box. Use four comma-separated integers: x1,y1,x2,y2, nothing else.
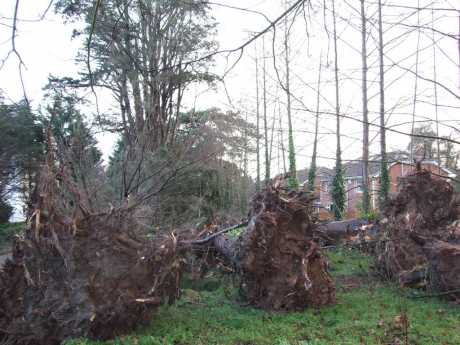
226,226,246,239
327,247,371,276
0,222,24,252
66,249,460,345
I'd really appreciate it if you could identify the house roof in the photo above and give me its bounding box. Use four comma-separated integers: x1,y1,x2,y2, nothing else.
297,151,457,185
297,166,333,185
343,160,380,179
388,160,457,178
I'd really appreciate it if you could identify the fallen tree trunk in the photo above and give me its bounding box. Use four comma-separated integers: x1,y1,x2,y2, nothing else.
315,219,371,244
204,181,336,311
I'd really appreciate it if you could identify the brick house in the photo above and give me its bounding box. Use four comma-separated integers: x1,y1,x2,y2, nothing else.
299,162,380,218
299,156,457,218
374,160,457,193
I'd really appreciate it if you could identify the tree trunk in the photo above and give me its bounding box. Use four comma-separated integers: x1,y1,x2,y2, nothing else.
308,54,322,192
284,7,298,189
263,37,270,184
316,219,372,244
255,42,261,192
378,0,389,208
409,0,421,162
431,7,441,173
360,0,370,216
331,0,346,220
279,102,287,174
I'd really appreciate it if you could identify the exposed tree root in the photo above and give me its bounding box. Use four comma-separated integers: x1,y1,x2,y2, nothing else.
375,170,460,299
208,179,336,311
0,161,184,345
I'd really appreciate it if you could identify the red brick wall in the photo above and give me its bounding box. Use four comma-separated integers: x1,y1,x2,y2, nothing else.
310,162,452,219
389,162,450,194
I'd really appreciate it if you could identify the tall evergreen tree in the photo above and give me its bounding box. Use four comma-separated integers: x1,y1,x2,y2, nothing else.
55,0,217,150
0,96,44,214
378,0,389,208
41,90,104,210
331,0,345,220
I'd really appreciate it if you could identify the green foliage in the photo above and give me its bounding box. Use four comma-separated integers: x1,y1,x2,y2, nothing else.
452,180,460,193
307,163,316,192
0,199,13,224
331,163,346,220
41,92,102,168
106,109,254,224
65,250,460,345
355,197,379,222
54,0,217,147
0,222,24,247
226,225,246,239
362,184,370,217
379,160,390,209
106,138,126,200
287,132,298,190
0,97,44,200
165,109,255,221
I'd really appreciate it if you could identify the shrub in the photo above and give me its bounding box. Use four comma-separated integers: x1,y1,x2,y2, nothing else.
0,222,24,246
0,199,13,224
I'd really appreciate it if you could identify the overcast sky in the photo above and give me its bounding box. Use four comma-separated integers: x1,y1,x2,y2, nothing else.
1,0,459,179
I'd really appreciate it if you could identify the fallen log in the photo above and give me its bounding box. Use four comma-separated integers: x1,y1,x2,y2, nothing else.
315,219,371,244
201,181,336,311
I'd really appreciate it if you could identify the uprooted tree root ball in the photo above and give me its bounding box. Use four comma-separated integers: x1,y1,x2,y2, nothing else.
210,179,336,311
375,170,460,299
0,165,184,345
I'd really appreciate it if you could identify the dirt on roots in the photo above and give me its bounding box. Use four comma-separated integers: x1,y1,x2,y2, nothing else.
375,170,460,299
211,178,336,311
0,164,183,345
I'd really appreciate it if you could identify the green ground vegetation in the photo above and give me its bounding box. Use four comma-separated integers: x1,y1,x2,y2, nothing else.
66,247,460,345
0,222,24,253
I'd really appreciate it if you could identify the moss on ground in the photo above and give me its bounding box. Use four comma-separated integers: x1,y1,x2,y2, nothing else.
66,248,460,345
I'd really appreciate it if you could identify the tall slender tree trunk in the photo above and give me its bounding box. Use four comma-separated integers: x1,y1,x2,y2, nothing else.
360,0,370,216
269,105,276,164
432,7,441,173
308,54,322,192
242,111,249,212
331,0,346,220
255,42,261,192
284,11,298,189
378,0,389,208
262,37,270,184
279,102,287,175
409,0,421,162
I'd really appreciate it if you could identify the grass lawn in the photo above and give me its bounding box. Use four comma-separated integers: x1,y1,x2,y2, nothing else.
67,247,460,345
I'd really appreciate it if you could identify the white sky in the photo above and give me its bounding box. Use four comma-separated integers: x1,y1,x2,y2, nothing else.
1,0,459,179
